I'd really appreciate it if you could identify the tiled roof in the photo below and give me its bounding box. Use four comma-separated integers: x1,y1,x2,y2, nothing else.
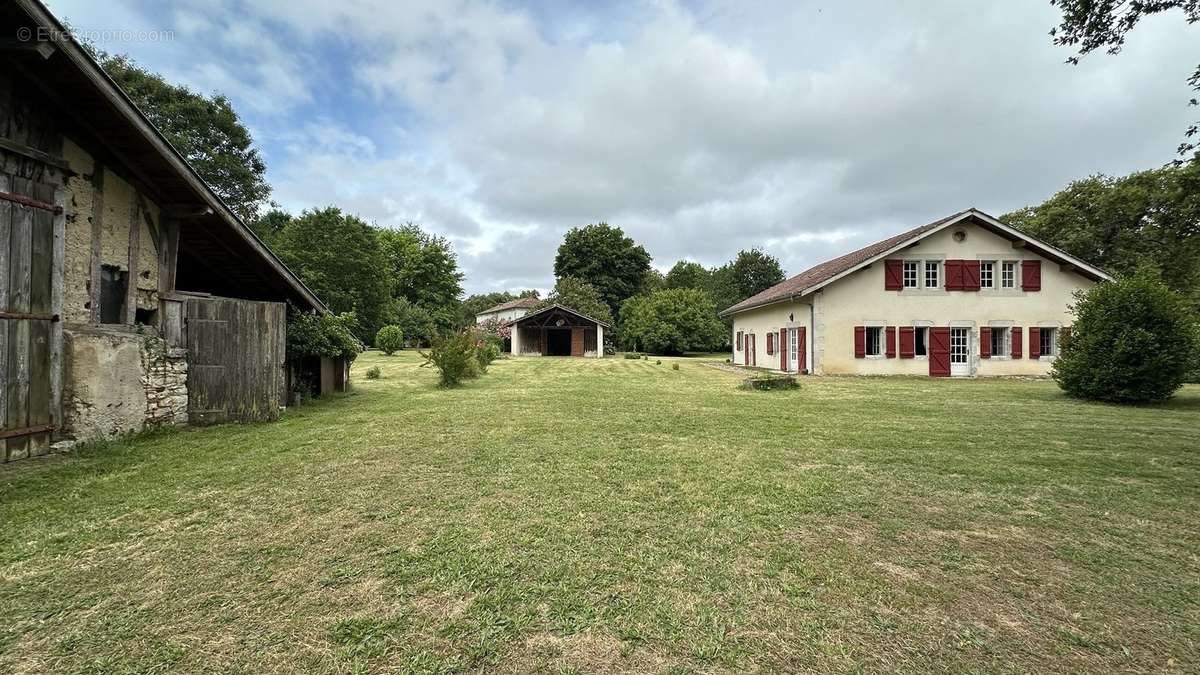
719,210,971,316
479,296,541,314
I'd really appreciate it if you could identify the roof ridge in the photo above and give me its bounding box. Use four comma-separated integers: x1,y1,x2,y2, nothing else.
719,210,971,316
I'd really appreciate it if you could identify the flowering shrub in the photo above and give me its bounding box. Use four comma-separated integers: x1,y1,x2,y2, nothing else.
477,317,512,341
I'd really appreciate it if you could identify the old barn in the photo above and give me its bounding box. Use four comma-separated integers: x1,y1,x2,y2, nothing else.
1,0,345,462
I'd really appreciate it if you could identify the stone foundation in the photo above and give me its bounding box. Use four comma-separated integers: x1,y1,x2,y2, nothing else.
141,338,187,427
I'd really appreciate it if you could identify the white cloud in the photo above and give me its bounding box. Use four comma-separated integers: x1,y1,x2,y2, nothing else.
43,0,1200,295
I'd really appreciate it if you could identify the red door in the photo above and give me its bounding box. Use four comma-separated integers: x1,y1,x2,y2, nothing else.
929,327,951,377
749,334,756,366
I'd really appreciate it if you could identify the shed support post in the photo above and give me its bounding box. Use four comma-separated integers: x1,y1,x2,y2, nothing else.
511,324,521,356
596,325,604,358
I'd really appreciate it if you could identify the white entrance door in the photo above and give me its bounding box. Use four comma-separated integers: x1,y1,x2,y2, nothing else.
788,328,799,372
950,327,970,376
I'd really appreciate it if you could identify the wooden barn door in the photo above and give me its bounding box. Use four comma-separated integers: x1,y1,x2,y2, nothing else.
1,162,64,461
186,297,286,424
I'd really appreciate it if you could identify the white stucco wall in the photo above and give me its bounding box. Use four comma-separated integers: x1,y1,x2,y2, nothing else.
731,221,1099,376
729,300,812,371
476,307,529,324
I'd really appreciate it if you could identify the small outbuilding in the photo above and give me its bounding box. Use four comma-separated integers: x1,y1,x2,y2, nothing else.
510,304,607,358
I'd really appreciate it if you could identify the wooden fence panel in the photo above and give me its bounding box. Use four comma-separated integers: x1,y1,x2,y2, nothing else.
186,297,285,424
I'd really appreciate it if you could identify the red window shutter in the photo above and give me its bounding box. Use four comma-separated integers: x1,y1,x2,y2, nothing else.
944,260,963,290
766,332,773,355
798,327,807,372
929,327,951,376
980,327,992,359
780,329,787,371
1011,327,1022,359
1029,327,1041,359
962,260,981,291
854,326,866,358
884,259,903,290
885,326,896,358
1022,260,1041,291
899,326,915,358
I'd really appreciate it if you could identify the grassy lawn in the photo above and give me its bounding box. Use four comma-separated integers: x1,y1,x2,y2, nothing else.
2,352,1198,673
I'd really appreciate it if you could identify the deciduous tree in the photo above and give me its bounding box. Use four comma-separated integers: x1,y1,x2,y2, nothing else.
272,207,392,342
378,225,465,333
619,288,725,355
1002,162,1200,303
663,260,711,290
553,223,652,318
534,276,614,326
95,52,271,221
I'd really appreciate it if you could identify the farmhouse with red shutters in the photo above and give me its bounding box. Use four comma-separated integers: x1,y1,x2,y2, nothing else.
719,209,1110,377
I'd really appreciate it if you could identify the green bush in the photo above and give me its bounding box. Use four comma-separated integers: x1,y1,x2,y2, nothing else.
420,331,480,388
624,352,642,360
364,366,382,380
375,325,405,355
1053,275,1199,403
672,363,680,371
476,341,501,370
655,359,662,365
287,311,363,363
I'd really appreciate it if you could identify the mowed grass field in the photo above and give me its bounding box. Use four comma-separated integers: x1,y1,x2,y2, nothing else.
1,352,1198,674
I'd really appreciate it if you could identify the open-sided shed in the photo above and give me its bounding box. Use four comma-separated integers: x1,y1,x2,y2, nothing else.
510,304,608,358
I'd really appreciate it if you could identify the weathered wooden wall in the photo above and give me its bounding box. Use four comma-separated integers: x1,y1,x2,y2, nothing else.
1,67,66,462
185,296,285,425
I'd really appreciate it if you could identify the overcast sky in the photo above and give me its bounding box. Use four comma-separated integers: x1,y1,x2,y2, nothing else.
46,0,1197,295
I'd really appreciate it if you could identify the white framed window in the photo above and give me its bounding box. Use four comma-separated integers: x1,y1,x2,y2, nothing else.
990,327,1010,357
902,261,919,288
924,261,940,288
865,327,884,357
1001,261,1016,288
980,261,994,289
1040,328,1057,357
915,326,928,357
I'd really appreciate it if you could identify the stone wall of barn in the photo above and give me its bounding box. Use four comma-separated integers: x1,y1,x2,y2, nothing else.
62,328,188,441
52,129,187,446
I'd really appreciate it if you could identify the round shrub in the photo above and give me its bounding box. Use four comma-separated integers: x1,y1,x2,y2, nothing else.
375,325,405,355
1053,275,1198,403
364,366,382,380
671,363,680,371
